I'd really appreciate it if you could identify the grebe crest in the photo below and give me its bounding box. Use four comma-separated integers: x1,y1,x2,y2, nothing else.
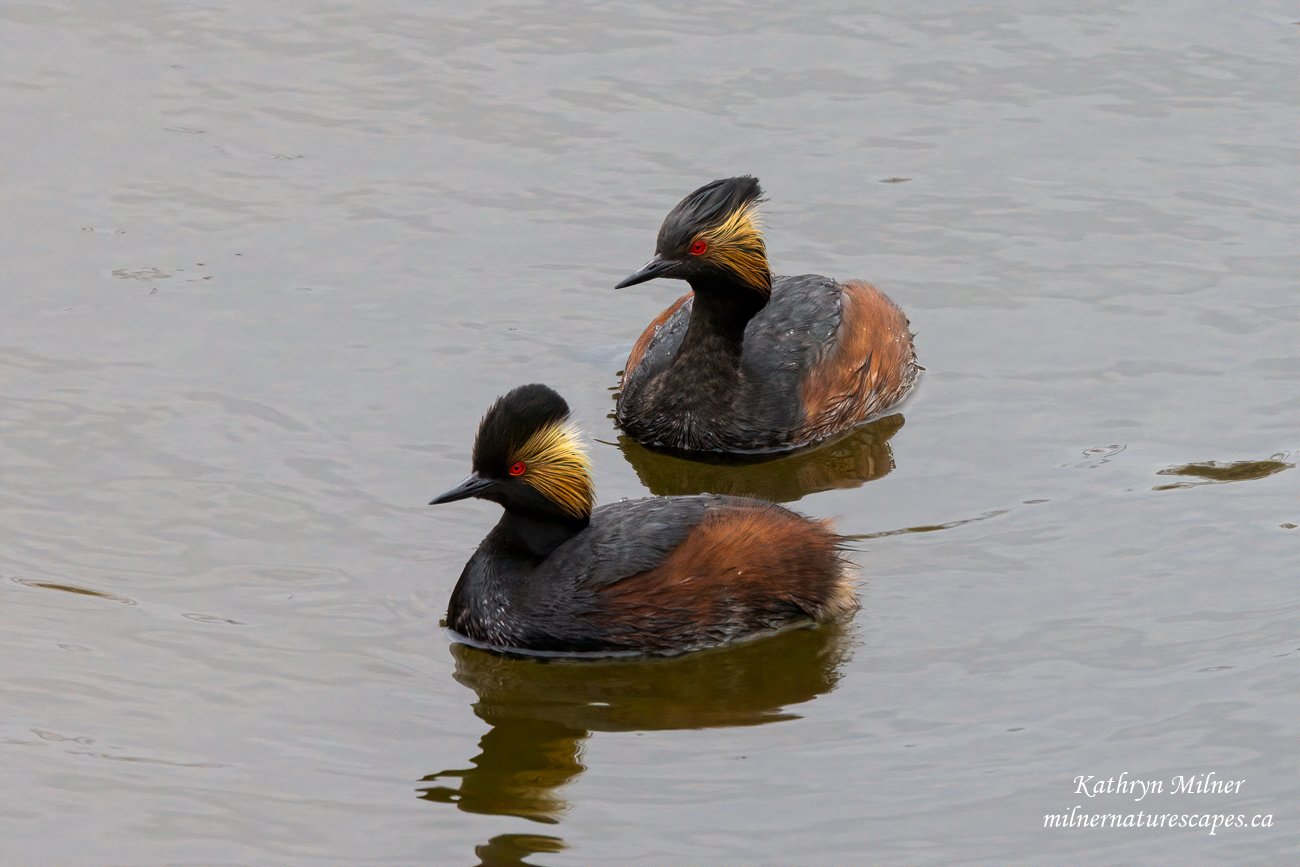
473,384,594,520
618,176,772,297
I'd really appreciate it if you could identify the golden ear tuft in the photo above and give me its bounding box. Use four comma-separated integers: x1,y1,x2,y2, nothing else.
698,202,770,294
513,421,594,518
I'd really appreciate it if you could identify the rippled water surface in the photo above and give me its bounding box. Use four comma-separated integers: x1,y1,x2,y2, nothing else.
3,2,1297,864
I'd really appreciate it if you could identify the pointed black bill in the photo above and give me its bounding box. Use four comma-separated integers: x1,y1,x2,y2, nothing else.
429,473,495,505
615,255,676,289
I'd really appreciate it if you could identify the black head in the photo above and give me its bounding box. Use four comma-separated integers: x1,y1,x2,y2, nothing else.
616,176,771,296
430,384,594,522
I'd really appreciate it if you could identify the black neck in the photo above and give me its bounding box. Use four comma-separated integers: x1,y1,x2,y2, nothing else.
487,508,590,563
666,272,768,389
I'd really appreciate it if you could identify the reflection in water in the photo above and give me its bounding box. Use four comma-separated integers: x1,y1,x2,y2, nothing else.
615,414,904,503
471,833,565,867
418,625,851,852
1154,454,1294,490
418,714,583,824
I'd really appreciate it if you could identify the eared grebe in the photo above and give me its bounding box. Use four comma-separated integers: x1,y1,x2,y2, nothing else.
429,384,857,656
615,176,919,455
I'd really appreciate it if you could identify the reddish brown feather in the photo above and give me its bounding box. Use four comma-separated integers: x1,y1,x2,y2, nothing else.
623,292,692,384
799,280,917,441
596,504,856,650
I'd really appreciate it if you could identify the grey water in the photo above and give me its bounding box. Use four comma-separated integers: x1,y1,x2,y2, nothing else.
2,1,1297,864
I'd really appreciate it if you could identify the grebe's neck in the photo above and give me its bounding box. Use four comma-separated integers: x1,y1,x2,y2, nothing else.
666,272,769,392
487,508,590,563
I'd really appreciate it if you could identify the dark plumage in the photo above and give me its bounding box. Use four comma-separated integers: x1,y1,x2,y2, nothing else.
615,176,919,455
472,384,568,474
655,176,769,279
429,384,857,656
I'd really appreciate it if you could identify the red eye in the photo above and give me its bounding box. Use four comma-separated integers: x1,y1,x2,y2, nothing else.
508,461,526,477
689,239,707,256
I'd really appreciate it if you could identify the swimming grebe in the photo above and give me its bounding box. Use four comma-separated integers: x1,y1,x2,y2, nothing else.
615,176,919,454
429,384,857,655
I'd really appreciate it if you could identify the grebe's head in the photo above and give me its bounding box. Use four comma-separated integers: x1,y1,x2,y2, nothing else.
430,384,594,522
616,176,771,297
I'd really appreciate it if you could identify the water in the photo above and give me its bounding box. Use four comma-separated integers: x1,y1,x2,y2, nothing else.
3,1,1297,863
